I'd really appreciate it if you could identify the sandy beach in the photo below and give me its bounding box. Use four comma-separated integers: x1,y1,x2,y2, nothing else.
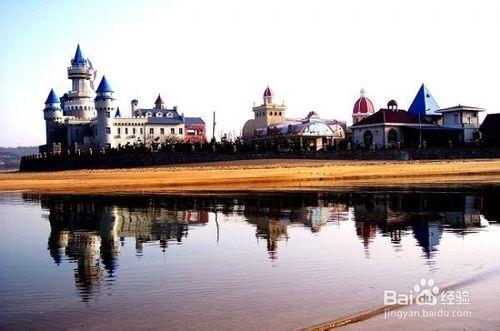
0,159,499,194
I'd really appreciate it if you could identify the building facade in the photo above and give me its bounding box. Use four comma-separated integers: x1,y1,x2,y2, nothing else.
242,86,346,150
42,45,206,153
350,84,485,149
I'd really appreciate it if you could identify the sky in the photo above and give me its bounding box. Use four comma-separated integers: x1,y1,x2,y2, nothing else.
0,0,499,147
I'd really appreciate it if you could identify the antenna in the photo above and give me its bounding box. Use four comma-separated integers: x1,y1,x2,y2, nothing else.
212,110,216,141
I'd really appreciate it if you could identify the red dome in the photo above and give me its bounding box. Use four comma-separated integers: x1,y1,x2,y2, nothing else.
263,86,273,98
353,96,375,114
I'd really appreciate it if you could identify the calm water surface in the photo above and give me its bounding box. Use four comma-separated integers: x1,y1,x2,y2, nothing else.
1,187,500,330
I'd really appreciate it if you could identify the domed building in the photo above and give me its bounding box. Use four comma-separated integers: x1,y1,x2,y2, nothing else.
352,88,375,124
242,86,346,150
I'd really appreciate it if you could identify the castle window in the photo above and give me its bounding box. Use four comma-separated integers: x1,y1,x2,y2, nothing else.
125,128,128,134
133,128,136,134
170,128,175,134
256,113,259,118
117,128,121,134
279,112,282,116
166,112,173,118
146,111,152,117
105,112,110,118
140,128,143,134
160,128,165,135
179,128,183,134
149,128,154,134
105,127,111,134
156,112,163,117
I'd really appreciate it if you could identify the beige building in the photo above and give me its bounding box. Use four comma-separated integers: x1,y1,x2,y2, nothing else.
242,86,346,150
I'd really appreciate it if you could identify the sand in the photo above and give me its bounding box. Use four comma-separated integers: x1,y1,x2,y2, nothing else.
0,159,499,194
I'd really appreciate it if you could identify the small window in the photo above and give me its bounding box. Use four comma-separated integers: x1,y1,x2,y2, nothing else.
179,128,183,134
125,128,128,134
105,127,111,134
133,128,136,134
146,111,152,117
140,128,143,134
160,128,165,135
279,112,282,116
105,112,110,118
170,128,175,134
149,128,154,134
166,112,173,118
156,112,163,117
117,128,121,134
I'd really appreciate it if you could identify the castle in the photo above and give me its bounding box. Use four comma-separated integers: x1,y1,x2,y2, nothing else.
42,45,206,153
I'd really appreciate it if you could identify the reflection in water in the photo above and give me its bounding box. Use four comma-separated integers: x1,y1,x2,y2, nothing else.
22,188,500,302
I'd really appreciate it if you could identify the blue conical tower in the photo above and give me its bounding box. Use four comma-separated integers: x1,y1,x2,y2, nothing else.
45,89,60,104
408,84,440,116
95,76,115,101
96,75,113,93
72,44,86,64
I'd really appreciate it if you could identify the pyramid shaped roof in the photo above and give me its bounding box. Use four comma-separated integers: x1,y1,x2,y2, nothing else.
155,94,164,105
408,84,440,116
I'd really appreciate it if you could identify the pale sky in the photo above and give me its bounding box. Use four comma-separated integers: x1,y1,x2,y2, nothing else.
0,0,499,147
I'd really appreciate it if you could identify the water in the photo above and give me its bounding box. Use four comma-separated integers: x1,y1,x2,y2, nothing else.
1,187,499,330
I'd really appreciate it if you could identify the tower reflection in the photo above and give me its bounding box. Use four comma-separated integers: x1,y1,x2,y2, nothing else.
22,187,498,301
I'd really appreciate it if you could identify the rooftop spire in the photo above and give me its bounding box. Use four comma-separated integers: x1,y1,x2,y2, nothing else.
155,94,165,109
45,89,60,104
72,44,86,64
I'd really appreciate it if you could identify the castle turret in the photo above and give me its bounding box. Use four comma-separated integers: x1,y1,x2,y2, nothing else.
154,94,165,109
131,99,139,116
65,44,96,119
43,89,64,147
95,76,116,149
252,86,286,129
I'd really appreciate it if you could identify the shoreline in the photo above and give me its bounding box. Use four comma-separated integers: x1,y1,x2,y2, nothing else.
1,159,500,195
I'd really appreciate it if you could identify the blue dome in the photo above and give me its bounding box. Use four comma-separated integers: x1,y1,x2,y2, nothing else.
72,44,86,64
96,75,113,93
45,89,60,104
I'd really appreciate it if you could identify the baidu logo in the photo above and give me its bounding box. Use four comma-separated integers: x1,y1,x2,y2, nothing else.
384,278,440,306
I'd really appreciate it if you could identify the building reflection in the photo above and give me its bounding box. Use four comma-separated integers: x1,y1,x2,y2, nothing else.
22,188,498,301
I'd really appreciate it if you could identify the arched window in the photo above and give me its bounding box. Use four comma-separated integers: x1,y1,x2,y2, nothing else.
387,128,398,144
363,130,373,148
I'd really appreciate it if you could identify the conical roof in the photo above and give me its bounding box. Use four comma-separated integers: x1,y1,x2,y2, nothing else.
45,89,60,103
155,94,164,105
408,84,440,116
96,75,113,93
115,107,121,117
263,85,273,98
72,44,86,64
